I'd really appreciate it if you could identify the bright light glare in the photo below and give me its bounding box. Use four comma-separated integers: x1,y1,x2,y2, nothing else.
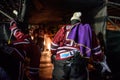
13,10,18,16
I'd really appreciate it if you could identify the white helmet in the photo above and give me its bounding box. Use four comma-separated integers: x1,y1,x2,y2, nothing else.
70,12,82,22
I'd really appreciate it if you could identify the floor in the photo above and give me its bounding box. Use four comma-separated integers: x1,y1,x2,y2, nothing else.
39,51,53,80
